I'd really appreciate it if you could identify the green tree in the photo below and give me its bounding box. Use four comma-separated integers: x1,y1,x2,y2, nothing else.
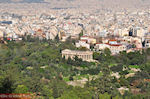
99,93,111,99
104,48,111,56
146,48,150,55
132,44,136,48
41,85,53,98
58,90,79,99
140,62,150,74
51,79,67,99
69,76,74,81
90,44,95,51
14,85,29,93
78,47,88,51
79,30,84,38
113,95,123,99
0,76,15,93
140,82,150,93
119,51,129,65
119,76,129,86
93,52,100,60
55,34,59,42
95,64,119,97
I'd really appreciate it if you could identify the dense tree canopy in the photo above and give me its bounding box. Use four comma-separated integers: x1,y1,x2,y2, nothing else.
0,37,149,98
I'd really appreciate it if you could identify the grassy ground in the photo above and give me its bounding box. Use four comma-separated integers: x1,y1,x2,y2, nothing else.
129,65,140,69
109,63,117,67
63,77,70,82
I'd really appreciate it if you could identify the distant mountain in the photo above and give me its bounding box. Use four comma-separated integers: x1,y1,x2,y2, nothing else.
44,0,150,9
0,0,149,4
0,0,44,3
0,0,11,3
0,0,148,3
20,0,44,3
0,0,149,10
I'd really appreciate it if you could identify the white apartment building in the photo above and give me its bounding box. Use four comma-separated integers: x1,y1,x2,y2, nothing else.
76,40,90,49
95,40,126,54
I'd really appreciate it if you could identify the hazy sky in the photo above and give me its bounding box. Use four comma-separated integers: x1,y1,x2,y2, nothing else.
0,0,44,3
0,0,149,10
